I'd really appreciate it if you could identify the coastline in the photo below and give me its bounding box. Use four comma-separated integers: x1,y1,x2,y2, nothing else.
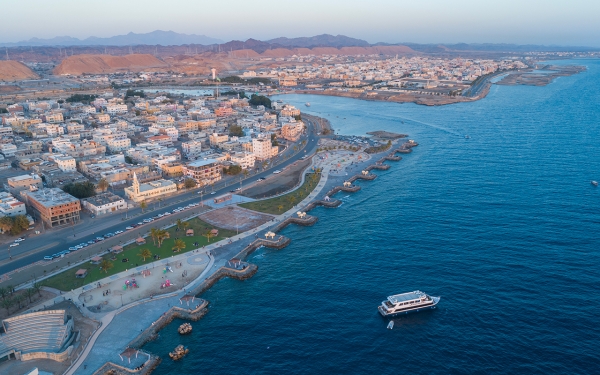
67,135,418,375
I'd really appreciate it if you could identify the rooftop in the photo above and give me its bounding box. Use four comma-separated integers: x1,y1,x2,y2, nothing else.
388,291,426,304
81,192,124,207
187,159,218,168
24,188,80,207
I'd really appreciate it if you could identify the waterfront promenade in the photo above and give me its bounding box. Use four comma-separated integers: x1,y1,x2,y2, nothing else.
66,149,366,375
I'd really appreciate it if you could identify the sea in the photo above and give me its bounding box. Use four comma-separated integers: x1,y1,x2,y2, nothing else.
144,60,600,374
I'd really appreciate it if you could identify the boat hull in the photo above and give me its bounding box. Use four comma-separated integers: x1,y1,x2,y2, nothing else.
378,297,440,318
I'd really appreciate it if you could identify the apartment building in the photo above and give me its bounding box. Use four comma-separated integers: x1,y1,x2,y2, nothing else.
22,188,81,228
106,104,128,115
0,143,17,157
279,105,301,117
5,174,43,194
252,137,279,160
181,140,203,159
54,156,77,172
182,159,221,187
0,192,27,217
281,122,304,142
230,152,255,169
209,133,229,146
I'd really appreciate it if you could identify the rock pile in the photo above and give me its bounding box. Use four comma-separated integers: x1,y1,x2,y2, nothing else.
169,345,189,361
178,323,192,335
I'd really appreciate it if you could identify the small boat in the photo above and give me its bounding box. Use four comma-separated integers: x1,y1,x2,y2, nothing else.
465,135,471,139
592,180,598,187
305,102,311,107
387,321,394,329
378,290,440,317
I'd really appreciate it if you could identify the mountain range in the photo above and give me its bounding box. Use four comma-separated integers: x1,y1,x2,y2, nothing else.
0,30,223,47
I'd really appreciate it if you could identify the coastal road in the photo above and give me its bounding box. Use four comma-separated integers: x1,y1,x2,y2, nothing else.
0,120,320,281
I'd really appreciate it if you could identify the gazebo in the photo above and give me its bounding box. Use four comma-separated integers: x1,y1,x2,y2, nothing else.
186,229,194,237
210,229,219,236
179,294,195,306
75,269,88,278
90,256,102,265
136,237,146,245
111,245,123,254
119,347,139,363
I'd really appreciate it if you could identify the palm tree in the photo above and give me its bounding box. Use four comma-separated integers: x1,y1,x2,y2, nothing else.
243,169,249,179
172,239,186,253
33,282,42,297
1,298,13,315
100,259,114,274
14,294,24,309
203,229,214,243
287,195,296,206
176,219,183,230
158,198,163,208
182,221,190,230
25,288,35,304
0,287,7,300
138,248,152,261
97,178,109,192
277,204,284,212
150,227,159,245
140,200,148,213
157,229,169,247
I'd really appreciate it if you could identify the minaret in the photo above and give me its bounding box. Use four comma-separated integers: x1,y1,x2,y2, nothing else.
132,172,140,196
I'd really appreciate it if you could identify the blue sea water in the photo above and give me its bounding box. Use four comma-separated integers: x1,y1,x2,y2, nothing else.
145,60,600,374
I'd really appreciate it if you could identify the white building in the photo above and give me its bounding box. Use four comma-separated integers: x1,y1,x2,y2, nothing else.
81,192,126,216
55,156,77,172
124,172,177,203
230,151,255,169
106,104,128,115
0,192,27,217
181,141,203,159
0,144,17,157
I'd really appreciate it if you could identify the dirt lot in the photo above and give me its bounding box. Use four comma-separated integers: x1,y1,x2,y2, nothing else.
242,158,312,199
200,206,274,231
0,300,99,375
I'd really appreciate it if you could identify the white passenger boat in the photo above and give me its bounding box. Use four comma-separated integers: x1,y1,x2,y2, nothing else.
591,180,598,187
378,291,440,317
305,102,311,107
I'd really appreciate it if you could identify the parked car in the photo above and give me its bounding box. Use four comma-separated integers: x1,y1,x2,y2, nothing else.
163,212,171,216
126,226,134,230
210,192,216,195
96,237,104,242
69,246,77,251
43,256,53,261
9,243,19,247
14,237,25,242
88,240,96,244
272,170,281,174
115,230,124,235
143,219,152,223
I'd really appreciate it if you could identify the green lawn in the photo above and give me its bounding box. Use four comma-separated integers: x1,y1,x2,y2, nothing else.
43,218,237,291
239,173,321,215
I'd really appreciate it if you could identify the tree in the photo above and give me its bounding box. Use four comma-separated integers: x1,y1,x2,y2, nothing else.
25,288,35,304
243,169,249,179
150,227,159,245
0,287,7,300
97,178,109,192
140,201,148,213
184,178,197,189
172,239,186,253
176,219,183,230
11,215,29,235
278,204,284,212
182,221,190,230
138,248,152,261
203,229,214,243
0,217,13,233
100,259,113,274
1,297,13,315
229,125,244,137
156,229,169,247
33,282,42,297
249,94,271,108
224,165,242,175
14,294,24,310
62,181,96,199
288,195,296,206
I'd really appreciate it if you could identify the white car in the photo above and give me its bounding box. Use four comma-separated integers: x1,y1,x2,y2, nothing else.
126,226,134,230
14,237,25,242
115,230,124,235
9,243,19,247
163,212,171,216
273,170,281,174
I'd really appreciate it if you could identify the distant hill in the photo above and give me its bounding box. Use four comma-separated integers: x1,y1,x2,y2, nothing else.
267,34,369,48
53,54,168,75
0,61,38,81
0,30,223,47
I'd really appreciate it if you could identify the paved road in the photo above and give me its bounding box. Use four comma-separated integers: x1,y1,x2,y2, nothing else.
0,121,320,279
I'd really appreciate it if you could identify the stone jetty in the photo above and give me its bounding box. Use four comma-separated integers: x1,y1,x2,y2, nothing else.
178,323,192,335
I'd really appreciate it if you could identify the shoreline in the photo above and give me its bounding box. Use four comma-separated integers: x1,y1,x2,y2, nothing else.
67,136,417,375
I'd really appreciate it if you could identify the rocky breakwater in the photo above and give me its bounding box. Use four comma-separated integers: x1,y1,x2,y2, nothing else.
169,345,189,361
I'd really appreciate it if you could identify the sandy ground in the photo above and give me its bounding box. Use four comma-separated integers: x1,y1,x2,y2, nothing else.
200,206,273,231
78,254,209,312
242,157,313,198
0,300,99,375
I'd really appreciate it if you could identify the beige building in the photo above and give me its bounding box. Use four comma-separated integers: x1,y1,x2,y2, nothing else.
252,137,279,160
81,192,126,216
230,152,255,169
280,105,301,117
5,174,43,194
181,140,203,159
209,133,229,146
281,122,304,142
54,156,77,172
182,159,221,187
124,173,177,202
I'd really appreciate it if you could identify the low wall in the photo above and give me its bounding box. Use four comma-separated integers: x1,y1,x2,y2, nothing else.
92,353,161,375
20,345,73,362
271,216,318,233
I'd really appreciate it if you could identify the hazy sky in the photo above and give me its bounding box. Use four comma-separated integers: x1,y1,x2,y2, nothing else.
3,0,600,46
